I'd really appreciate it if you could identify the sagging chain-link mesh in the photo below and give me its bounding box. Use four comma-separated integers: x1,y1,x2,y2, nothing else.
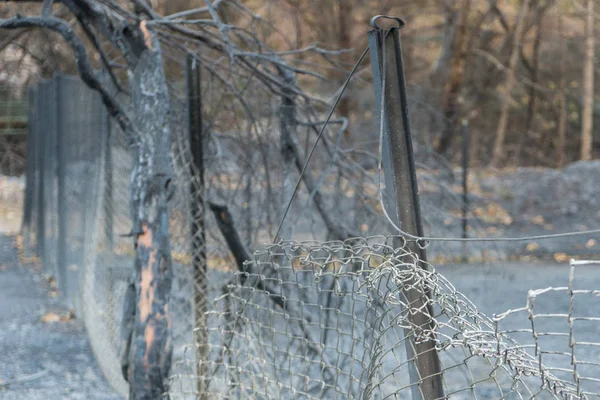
167,238,600,399
76,78,218,398
21,71,600,400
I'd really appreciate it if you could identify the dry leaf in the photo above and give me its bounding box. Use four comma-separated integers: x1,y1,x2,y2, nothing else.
41,312,61,323
291,257,302,269
172,252,191,265
48,276,57,291
433,255,450,264
473,203,512,225
531,215,544,225
41,311,75,323
369,255,384,268
553,253,570,263
526,243,539,252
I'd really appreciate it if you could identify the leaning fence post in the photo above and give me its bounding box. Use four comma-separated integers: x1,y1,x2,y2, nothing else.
368,16,445,399
186,53,208,397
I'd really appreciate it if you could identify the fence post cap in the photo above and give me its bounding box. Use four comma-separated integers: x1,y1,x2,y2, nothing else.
370,15,406,30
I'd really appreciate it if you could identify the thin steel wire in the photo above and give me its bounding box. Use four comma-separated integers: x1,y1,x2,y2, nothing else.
274,46,370,242
371,29,600,245
168,238,600,399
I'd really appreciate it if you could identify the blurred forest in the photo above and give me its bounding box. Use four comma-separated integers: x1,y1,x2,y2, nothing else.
0,0,599,173
246,0,600,167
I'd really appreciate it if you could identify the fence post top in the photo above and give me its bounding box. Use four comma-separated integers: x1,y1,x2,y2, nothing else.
369,15,406,31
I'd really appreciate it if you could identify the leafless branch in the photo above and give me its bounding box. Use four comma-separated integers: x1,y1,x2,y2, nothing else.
0,14,133,136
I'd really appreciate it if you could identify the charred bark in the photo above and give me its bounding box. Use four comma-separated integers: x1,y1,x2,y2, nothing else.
0,4,175,398
209,202,285,310
118,21,175,400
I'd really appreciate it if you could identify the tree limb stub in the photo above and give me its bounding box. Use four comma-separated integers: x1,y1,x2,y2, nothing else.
208,201,286,310
208,201,338,380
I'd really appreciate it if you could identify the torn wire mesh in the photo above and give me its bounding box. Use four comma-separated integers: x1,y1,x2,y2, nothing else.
168,238,600,399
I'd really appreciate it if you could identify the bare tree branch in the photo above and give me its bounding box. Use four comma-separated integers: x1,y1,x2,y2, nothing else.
0,14,133,137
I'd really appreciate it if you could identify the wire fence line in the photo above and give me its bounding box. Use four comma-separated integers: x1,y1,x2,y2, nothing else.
19,72,600,399
167,240,600,399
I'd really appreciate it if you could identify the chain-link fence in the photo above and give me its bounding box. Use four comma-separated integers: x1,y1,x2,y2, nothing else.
169,239,600,399
22,75,106,309
0,84,27,176
20,70,600,400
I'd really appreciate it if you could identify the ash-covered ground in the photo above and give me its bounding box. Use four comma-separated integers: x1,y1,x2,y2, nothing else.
1,161,599,399
0,235,120,399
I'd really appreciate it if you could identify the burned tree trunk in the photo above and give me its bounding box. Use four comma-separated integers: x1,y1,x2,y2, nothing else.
119,22,175,400
0,6,176,398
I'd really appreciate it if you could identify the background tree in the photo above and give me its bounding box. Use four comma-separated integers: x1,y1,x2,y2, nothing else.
491,0,531,168
581,0,594,161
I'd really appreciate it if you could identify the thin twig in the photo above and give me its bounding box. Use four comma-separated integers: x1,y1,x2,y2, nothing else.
0,370,48,388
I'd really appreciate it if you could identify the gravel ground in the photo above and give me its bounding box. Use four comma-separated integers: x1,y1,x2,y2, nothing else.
0,234,121,400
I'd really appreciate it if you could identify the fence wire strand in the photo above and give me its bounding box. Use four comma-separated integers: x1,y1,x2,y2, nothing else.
166,238,600,399
19,41,600,400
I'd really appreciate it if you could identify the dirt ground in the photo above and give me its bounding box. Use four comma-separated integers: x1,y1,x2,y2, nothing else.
0,176,23,235
0,234,120,399
1,161,599,398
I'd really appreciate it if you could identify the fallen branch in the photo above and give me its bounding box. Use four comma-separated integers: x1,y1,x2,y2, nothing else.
208,201,285,310
0,370,48,388
208,201,338,385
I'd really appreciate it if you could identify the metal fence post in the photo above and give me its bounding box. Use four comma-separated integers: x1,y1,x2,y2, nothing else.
103,113,114,252
44,77,59,279
22,87,36,241
35,82,46,260
186,53,208,397
56,74,69,302
461,119,469,262
368,16,445,399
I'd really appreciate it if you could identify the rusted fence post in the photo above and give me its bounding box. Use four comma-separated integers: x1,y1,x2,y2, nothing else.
185,53,208,397
368,16,445,399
